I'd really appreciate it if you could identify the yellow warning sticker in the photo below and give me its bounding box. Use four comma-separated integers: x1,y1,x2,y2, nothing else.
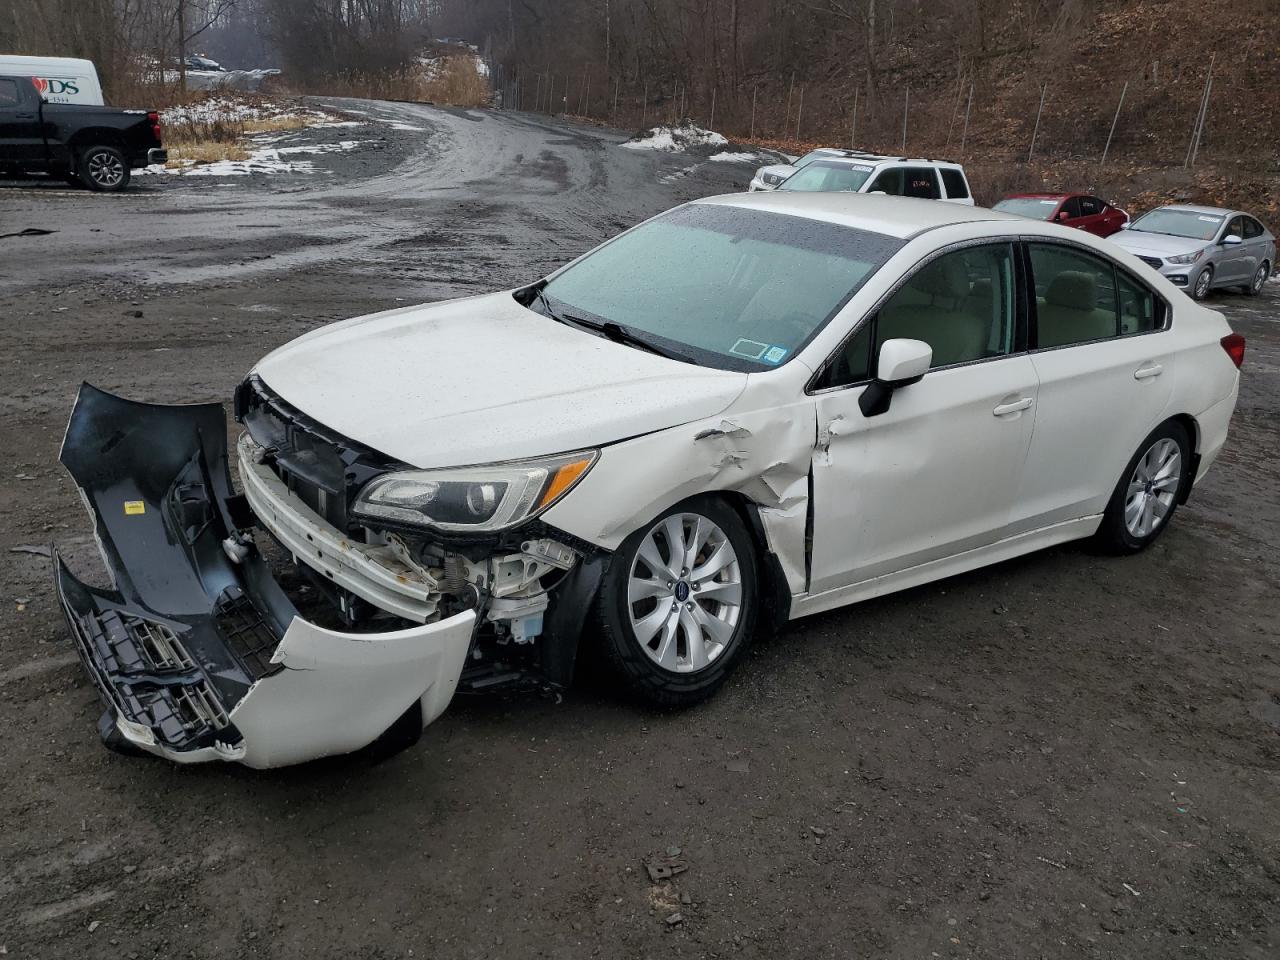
123,500,146,516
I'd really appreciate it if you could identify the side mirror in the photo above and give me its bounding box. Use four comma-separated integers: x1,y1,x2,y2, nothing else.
1057,210,1071,221
859,338,932,417
1222,234,1243,246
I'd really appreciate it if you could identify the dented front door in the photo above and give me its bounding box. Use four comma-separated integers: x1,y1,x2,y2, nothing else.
808,356,1039,596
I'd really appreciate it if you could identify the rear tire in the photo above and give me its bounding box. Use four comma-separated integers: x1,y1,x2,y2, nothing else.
1093,420,1191,554
78,145,130,192
1243,261,1270,296
595,496,758,707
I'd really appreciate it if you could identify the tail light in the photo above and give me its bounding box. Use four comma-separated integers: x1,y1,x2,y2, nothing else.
147,110,162,142
1220,333,1246,369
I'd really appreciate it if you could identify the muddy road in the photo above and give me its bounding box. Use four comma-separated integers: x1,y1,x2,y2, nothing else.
1,102,1278,960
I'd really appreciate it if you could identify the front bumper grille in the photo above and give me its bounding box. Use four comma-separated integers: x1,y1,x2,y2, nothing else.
235,375,393,532
1137,255,1164,270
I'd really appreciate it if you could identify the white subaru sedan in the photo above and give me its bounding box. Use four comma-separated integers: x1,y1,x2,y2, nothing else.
57,193,1244,767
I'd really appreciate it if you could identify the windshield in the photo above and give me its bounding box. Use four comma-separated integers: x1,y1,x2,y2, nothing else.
993,197,1060,220
793,150,831,170
536,204,904,371
1130,208,1223,240
779,160,875,194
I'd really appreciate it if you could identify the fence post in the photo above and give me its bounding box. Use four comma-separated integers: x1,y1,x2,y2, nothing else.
795,86,805,140
1028,82,1047,162
785,71,795,134
850,87,859,148
1185,54,1214,168
750,85,757,139
960,82,973,154
901,86,909,152
1100,80,1127,166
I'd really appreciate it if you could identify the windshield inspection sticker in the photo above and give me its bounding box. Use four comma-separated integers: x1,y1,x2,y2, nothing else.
730,339,769,360
1198,216,1219,222
763,345,789,364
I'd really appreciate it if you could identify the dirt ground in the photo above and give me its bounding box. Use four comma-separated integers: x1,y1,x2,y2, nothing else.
1,102,1277,960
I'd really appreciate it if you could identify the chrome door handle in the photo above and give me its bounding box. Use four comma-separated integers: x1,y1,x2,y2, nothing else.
1134,363,1164,380
993,397,1033,416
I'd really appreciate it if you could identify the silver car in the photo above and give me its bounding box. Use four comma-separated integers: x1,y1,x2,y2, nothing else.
1110,205,1275,300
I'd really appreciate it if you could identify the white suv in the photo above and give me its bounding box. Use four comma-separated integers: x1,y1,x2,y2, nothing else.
752,151,974,206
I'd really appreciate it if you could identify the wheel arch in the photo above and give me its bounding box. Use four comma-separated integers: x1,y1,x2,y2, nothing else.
709,490,793,635
1166,412,1201,503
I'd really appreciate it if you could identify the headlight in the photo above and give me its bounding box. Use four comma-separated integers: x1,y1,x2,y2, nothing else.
1166,249,1204,265
351,450,597,533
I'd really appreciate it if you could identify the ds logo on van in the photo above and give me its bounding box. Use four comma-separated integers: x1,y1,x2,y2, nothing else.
32,76,80,96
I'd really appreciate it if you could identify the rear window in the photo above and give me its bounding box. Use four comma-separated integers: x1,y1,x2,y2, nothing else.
940,168,969,199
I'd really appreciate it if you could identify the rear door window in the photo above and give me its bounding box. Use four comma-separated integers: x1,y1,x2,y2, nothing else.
1028,244,1120,348
1242,217,1265,239
901,167,941,199
940,168,969,199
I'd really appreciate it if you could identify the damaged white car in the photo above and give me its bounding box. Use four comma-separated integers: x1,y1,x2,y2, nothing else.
57,193,1244,768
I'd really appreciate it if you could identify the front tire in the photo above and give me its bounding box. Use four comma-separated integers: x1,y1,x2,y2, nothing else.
596,496,758,707
1243,260,1270,296
79,145,130,192
1093,420,1191,554
1191,264,1213,300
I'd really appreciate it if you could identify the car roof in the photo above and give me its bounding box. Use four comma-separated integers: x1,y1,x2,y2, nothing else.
1155,203,1235,217
697,192,1021,239
1003,192,1072,201
804,149,962,168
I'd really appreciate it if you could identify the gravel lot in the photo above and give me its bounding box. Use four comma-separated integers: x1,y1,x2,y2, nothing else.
1,101,1277,960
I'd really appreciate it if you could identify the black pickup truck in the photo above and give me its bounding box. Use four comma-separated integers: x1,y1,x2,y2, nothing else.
0,74,166,191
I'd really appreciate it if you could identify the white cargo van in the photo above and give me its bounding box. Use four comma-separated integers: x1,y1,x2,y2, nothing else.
0,55,104,105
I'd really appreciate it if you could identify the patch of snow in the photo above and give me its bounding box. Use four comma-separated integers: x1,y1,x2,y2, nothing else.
161,97,338,127
385,122,425,131
709,151,763,163
623,122,729,153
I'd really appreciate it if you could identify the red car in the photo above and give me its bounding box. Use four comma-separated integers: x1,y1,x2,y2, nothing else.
992,193,1129,237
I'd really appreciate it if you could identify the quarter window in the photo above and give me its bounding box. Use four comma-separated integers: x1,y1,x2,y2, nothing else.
940,168,969,199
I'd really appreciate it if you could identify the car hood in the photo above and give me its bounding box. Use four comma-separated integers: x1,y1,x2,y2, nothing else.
1109,231,1208,258
757,163,796,180
253,292,748,469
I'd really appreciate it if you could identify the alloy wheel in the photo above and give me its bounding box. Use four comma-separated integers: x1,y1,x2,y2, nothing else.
88,151,125,188
1253,264,1268,293
627,512,743,673
1124,438,1181,538
1194,268,1212,299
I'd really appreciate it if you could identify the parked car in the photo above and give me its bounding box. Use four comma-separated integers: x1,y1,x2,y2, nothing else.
57,193,1242,768
184,55,225,72
1109,205,1275,300
776,155,974,205
0,73,165,190
749,146,867,191
994,193,1128,237
0,54,103,105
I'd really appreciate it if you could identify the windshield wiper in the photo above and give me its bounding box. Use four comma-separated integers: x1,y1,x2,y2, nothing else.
595,321,698,365
534,289,697,365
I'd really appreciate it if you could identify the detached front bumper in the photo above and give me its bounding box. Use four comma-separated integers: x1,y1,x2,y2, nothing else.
56,383,474,769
